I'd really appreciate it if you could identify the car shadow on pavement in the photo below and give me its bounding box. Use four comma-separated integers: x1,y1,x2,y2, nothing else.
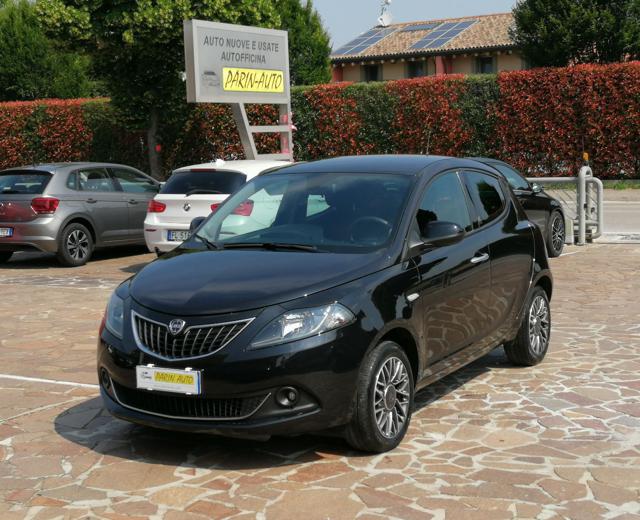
119,261,154,274
53,349,510,470
3,246,151,270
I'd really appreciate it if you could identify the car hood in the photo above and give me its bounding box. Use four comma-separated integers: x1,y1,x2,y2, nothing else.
130,248,388,316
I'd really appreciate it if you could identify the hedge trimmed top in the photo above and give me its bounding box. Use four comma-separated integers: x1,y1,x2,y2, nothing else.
1,62,639,179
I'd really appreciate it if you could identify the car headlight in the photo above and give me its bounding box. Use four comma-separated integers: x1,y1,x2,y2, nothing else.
105,292,125,339
251,303,355,348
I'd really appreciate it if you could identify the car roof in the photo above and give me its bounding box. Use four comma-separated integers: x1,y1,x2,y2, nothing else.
174,159,291,178
0,162,145,174
466,157,511,168
266,155,450,176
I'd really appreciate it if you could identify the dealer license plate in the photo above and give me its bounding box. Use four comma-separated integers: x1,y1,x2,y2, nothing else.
0,227,13,237
168,230,191,242
136,366,201,395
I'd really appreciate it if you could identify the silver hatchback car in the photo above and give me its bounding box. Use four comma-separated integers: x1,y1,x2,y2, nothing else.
0,163,160,266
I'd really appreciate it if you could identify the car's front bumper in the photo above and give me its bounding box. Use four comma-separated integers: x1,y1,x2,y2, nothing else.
97,318,365,437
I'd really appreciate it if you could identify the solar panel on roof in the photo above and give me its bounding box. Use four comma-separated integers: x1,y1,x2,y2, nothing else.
401,23,441,32
410,20,477,50
332,27,397,56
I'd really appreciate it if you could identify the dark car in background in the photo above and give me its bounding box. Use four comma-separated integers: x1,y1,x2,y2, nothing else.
98,155,553,452
0,163,160,266
470,158,566,257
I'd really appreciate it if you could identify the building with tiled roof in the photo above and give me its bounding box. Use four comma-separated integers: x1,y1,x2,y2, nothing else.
330,13,525,82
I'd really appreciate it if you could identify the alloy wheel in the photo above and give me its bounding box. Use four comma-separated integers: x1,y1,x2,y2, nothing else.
551,215,565,253
528,295,550,355
373,356,410,439
66,229,89,261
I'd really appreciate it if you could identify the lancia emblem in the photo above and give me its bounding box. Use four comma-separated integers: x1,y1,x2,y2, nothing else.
168,319,186,335
183,202,191,212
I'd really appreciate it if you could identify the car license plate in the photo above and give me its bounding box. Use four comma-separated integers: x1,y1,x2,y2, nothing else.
0,227,13,237
136,366,201,395
168,230,190,242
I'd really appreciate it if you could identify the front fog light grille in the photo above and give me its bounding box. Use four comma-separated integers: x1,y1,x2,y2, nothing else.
112,381,268,420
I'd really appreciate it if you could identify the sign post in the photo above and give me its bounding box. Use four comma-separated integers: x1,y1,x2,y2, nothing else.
183,20,293,161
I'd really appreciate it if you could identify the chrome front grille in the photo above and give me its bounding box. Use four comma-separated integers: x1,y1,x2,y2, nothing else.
133,312,253,360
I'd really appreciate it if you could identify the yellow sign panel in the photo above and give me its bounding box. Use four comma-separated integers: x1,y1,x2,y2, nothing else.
222,67,284,94
154,372,194,385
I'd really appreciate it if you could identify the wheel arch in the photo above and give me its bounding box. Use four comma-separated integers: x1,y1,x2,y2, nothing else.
60,215,97,245
536,274,553,301
378,327,420,384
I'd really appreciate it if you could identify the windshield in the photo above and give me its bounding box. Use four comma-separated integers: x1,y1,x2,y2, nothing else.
196,172,413,253
161,170,247,195
0,170,52,194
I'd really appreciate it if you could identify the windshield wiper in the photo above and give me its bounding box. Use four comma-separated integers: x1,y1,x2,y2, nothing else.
0,189,21,194
194,233,222,250
221,242,321,252
185,189,222,196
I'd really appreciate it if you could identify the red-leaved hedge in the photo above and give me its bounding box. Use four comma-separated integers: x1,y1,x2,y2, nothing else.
1,62,639,178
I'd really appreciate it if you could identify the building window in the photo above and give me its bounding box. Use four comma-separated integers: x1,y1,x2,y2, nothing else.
476,56,496,74
363,64,381,82
407,60,426,78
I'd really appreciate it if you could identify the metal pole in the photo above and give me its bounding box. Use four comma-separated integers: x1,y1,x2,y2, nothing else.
577,166,588,246
230,103,258,160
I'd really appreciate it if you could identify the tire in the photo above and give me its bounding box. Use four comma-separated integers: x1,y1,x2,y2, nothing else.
546,210,565,258
56,223,94,267
0,251,12,263
504,286,551,366
345,341,414,453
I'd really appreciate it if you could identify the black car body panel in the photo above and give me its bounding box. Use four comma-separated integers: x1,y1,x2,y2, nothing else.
98,155,553,440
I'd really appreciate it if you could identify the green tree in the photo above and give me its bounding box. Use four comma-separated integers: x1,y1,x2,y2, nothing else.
36,0,280,177
0,0,92,101
277,0,331,86
625,0,640,57
511,0,638,67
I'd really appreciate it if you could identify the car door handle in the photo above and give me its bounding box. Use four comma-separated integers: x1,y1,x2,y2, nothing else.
470,253,490,264
128,199,139,205
86,198,97,204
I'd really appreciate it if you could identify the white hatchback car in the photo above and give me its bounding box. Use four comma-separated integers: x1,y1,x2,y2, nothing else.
144,160,288,253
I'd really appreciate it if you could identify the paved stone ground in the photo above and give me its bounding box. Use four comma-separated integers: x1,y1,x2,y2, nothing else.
0,245,639,519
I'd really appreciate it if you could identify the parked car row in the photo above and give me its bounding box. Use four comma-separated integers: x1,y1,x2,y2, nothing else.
0,157,565,266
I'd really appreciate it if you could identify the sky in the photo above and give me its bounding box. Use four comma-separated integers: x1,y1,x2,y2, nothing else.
313,0,517,48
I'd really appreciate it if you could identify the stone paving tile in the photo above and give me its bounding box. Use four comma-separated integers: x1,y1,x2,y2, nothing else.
0,245,639,518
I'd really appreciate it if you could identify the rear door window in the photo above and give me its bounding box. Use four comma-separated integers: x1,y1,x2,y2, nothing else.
67,168,116,192
462,171,506,227
0,170,52,194
161,170,247,195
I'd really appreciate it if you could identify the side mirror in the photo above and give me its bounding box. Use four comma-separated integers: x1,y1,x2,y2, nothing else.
531,183,543,194
421,221,465,247
189,216,206,234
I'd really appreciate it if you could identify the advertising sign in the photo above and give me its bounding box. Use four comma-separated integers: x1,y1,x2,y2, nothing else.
184,20,290,105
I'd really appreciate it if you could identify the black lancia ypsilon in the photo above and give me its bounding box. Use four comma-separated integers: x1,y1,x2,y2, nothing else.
98,156,553,452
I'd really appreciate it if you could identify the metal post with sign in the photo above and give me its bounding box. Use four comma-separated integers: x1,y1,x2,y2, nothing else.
183,20,293,162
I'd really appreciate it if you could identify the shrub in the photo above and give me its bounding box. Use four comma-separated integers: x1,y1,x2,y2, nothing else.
1,62,639,178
